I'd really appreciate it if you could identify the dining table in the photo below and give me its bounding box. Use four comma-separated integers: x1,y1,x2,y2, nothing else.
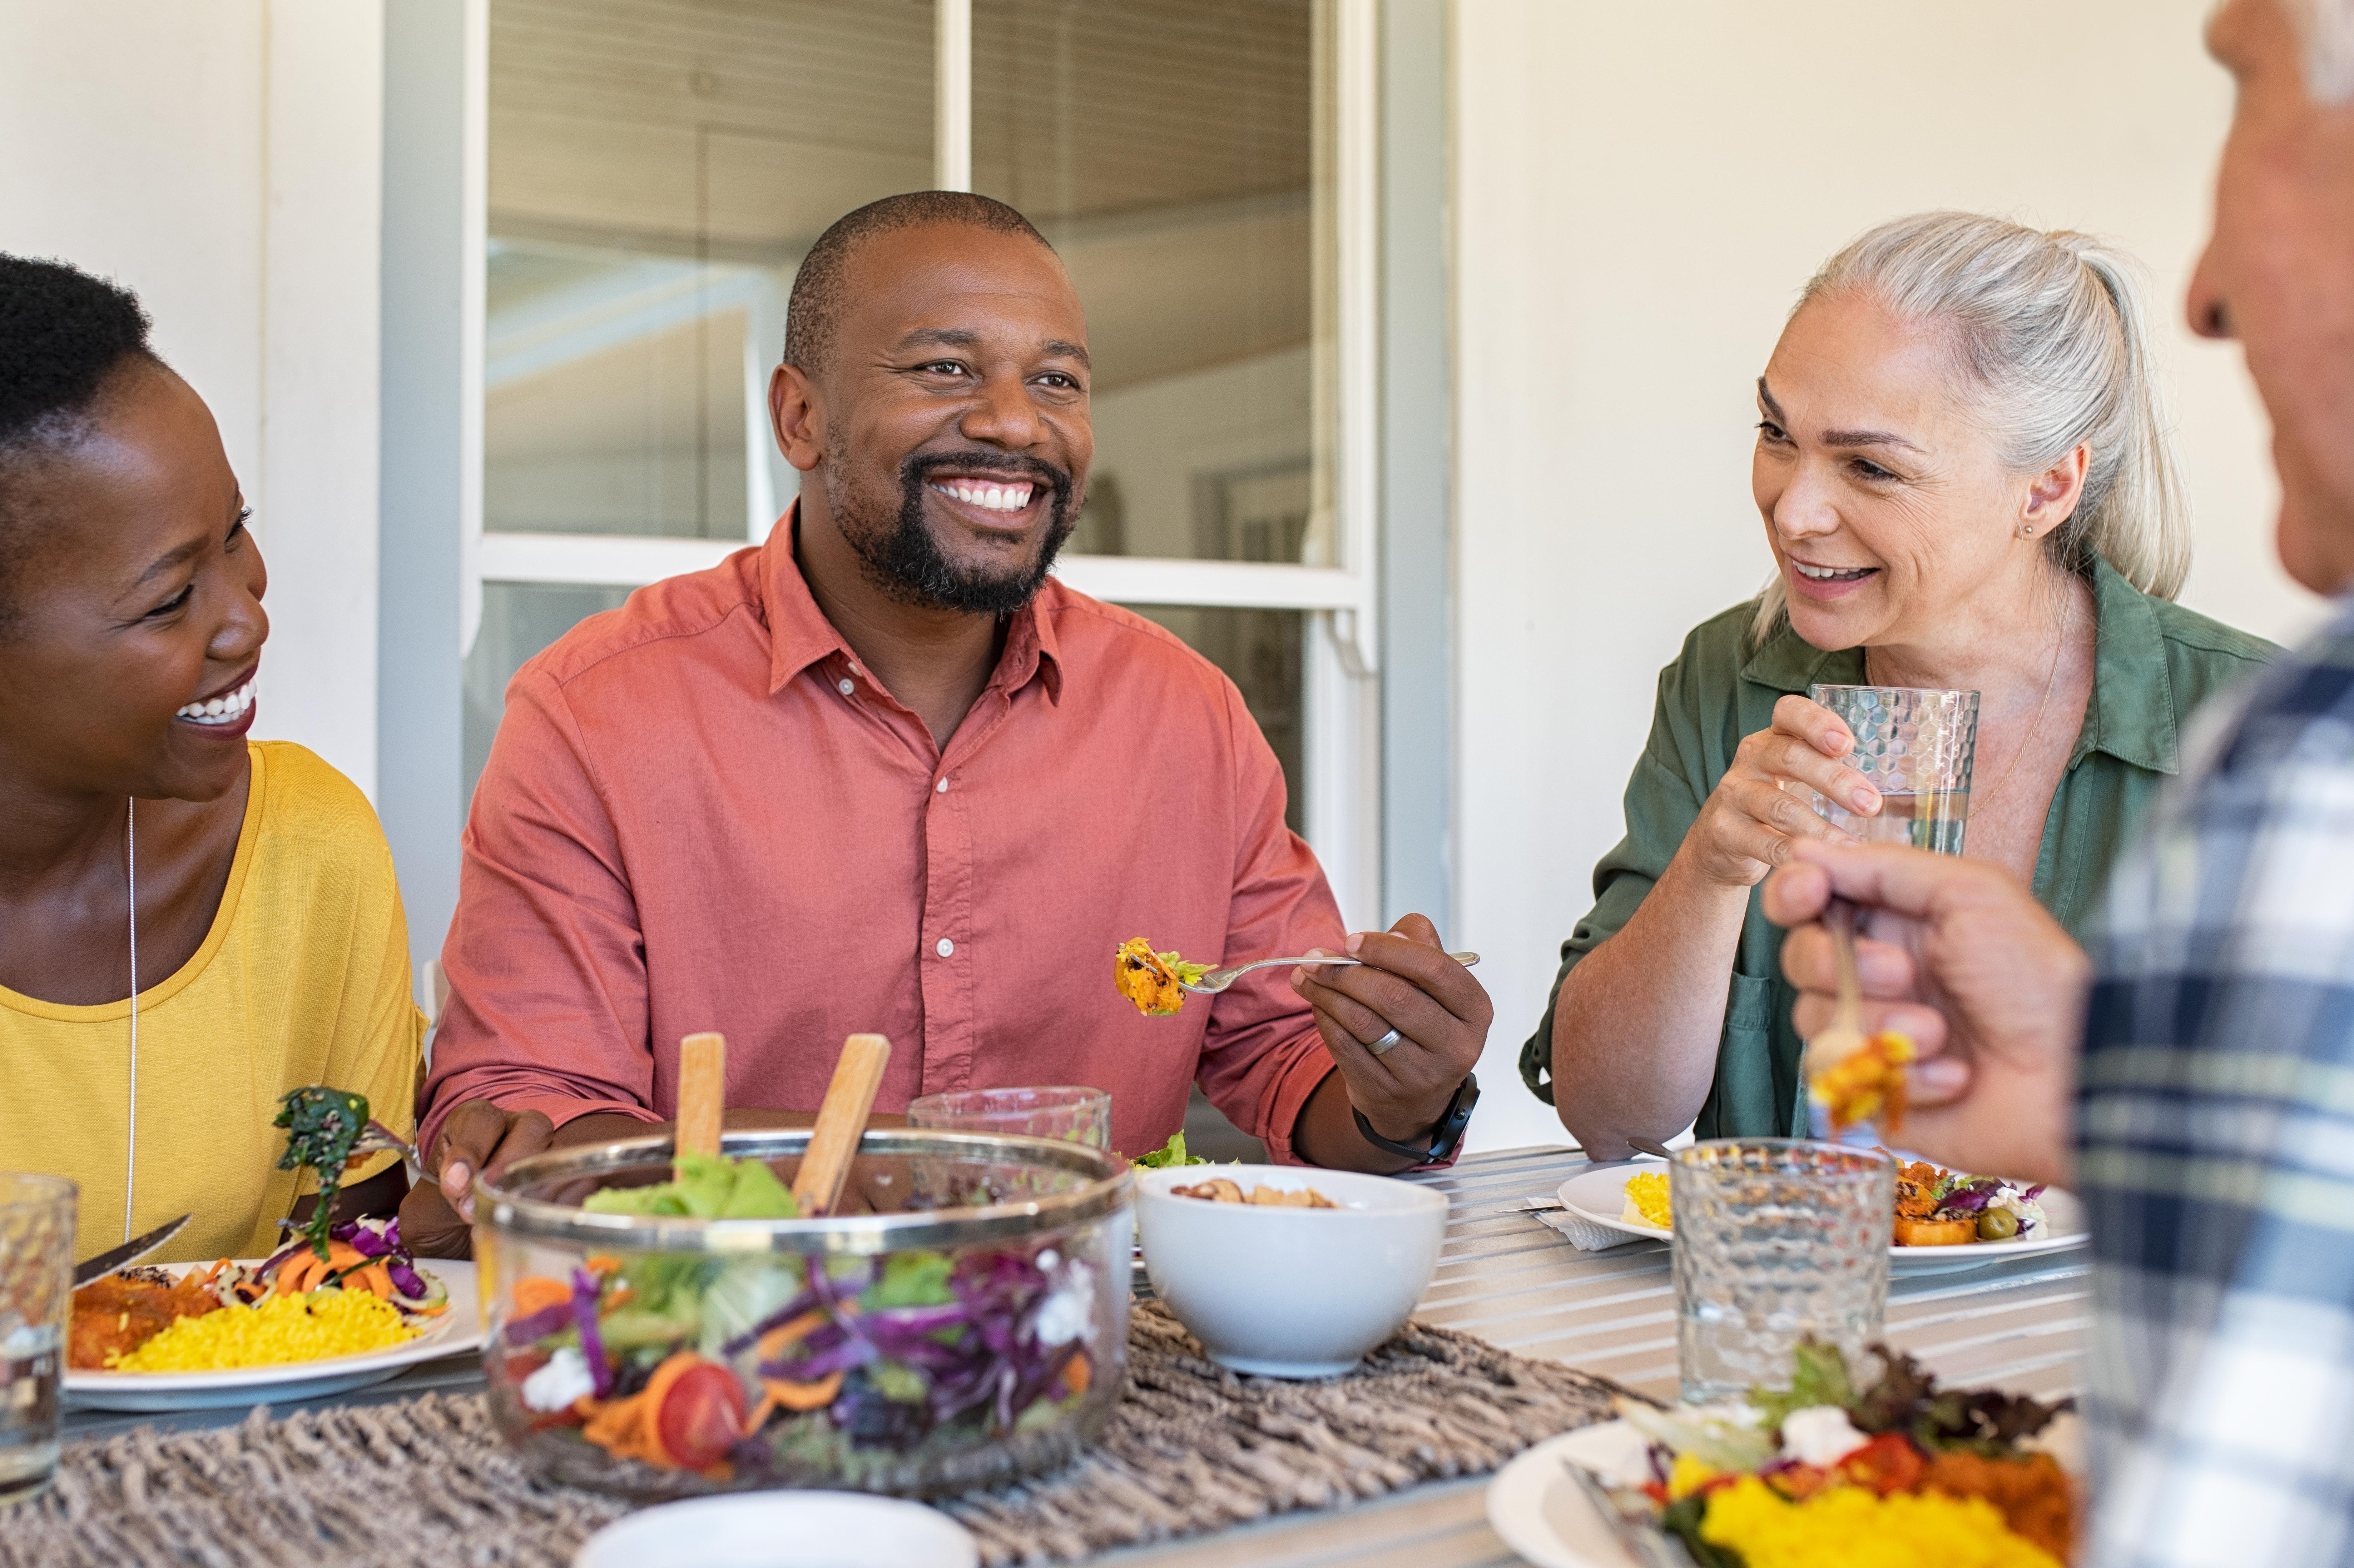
56,1143,2092,1567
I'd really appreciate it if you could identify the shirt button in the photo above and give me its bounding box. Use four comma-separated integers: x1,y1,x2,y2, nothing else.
935,937,955,958
837,677,855,695
935,778,949,793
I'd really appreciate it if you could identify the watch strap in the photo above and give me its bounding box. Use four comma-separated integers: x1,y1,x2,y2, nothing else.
1352,1072,1480,1163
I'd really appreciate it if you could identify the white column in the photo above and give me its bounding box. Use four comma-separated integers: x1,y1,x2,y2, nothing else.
259,0,387,796
935,0,972,191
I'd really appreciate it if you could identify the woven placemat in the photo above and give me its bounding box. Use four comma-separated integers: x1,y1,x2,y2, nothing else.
2,1302,1630,1568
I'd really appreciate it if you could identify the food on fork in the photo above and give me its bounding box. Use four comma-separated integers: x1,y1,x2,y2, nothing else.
1114,938,1209,1016
1809,1029,1916,1134
273,1084,375,1259
1171,1177,1337,1208
1620,1170,1671,1229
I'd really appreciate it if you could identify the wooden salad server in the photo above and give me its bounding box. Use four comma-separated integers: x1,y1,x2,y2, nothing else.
675,1030,728,1166
792,1033,892,1218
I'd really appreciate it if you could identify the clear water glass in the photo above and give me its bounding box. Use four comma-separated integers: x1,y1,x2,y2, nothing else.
0,1174,74,1505
1670,1141,1893,1403
906,1086,1113,1150
1807,684,1979,855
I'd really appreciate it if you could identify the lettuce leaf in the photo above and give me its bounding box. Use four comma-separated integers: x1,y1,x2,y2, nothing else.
583,1150,801,1220
1133,1131,1207,1169
1748,1337,1857,1430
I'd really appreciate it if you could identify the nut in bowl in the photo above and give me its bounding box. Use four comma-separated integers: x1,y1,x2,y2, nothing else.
1134,1165,1447,1379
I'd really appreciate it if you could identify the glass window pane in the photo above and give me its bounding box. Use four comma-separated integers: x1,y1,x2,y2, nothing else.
485,0,933,540
465,582,633,797
1121,606,1306,834
973,0,1333,565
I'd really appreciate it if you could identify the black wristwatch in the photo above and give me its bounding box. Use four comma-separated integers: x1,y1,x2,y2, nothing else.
1353,1073,1480,1163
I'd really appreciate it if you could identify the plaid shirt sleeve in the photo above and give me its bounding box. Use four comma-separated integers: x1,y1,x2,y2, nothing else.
2080,608,2354,1568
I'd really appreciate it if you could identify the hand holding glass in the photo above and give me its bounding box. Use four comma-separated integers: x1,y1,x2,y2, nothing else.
1807,685,1980,855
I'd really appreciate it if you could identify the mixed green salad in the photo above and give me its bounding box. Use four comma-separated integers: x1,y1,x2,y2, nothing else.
496,1152,1104,1482
1132,1131,1208,1169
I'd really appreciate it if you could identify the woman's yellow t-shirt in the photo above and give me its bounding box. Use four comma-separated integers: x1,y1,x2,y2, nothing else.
0,741,425,1263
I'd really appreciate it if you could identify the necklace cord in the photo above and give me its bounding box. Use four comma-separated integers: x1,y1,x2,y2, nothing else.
125,797,138,1244
1980,591,2075,806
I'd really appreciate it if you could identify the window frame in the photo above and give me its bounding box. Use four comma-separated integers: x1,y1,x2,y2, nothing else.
388,0,1391,966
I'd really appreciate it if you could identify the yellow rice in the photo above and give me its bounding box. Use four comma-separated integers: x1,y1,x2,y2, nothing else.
1622,1171,1671,1229
108,1289,417,1373
1699,1475,2061,1568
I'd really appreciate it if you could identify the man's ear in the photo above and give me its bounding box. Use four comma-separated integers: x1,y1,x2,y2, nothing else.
2022,442,2091,534
770,363,824,474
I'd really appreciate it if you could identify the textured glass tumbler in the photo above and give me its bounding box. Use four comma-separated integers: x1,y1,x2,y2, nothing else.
1807,684,1980,854
906,1086,1113,1150
1670,1141,1894,1403
0,1174,73,1505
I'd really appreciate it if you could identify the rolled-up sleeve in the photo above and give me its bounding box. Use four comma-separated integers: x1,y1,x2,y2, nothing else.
420,664,661,1156
1190,679,1349,1165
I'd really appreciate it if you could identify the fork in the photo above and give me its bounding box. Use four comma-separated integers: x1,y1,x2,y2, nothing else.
1179,951,1481,994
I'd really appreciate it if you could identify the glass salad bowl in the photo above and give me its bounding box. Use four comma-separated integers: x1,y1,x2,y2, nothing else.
475,1128,1133,1499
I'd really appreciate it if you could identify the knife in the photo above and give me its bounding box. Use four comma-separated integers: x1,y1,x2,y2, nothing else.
72,1213,192,1286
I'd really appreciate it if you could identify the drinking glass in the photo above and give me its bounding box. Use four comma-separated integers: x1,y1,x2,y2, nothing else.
0,1174,74,1505
1807,684,1979,855
906,1086,1113,1150
1670,1141,1893,1403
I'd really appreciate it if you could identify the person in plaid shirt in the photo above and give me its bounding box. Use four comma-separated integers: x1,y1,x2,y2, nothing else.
1764,0,2354,1562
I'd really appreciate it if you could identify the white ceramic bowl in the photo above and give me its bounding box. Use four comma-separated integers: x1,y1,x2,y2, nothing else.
1134,1164,1448,1378
573,1492,977,1568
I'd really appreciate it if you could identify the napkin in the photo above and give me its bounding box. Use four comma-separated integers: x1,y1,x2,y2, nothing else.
1528,1204,1649,1252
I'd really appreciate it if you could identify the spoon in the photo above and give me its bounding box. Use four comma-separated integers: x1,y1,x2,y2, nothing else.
1801,897,1868,1081
1625,1135,1676,1163
1179,950,1481,995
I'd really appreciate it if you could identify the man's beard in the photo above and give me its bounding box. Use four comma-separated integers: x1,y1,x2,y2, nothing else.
828,451,1078,616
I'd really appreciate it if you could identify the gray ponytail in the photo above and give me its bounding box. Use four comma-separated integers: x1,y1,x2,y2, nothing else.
1751,211,2190,646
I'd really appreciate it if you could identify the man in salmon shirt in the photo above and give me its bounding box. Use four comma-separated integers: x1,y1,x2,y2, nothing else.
403,191,1491,1253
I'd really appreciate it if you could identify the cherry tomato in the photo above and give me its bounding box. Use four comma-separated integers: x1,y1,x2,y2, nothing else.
1838,1432,1926,1495
655,1361,748,1471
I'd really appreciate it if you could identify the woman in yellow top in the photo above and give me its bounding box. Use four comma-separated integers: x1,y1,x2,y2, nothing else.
0,255,423,1263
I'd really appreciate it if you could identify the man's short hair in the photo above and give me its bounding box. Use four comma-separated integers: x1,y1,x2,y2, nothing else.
2295,0,2354,101
782,191,1054,377
0,254,161,632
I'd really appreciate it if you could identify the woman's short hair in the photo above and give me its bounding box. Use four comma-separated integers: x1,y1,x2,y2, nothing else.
0,254,159,631
1752,211,2189,646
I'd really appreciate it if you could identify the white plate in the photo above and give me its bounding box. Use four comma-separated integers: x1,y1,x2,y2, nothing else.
574,1492,978,1568
64,1259,480,1411
1555,1163,2089,1276
1486,1423,1647,1568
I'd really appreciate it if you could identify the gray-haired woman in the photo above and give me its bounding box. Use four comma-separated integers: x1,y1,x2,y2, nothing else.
1523,211,2278,1158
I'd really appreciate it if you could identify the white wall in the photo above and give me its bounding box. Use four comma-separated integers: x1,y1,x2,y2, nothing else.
1451,0,2324,1153
0,1,384,796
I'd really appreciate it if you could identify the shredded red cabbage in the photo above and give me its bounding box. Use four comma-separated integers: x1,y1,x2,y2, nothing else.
571,1268,613,1398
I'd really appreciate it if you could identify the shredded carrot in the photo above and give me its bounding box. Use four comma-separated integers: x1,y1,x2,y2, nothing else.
584,1254,624,1276
197,1259,229,1288
1062,1349,1091,1397
760,1371,844,1412
351,1263,393,1300
635,1351,706,1469
753,1310,827,1364
274,1254,320,1296
512,1275,571,1316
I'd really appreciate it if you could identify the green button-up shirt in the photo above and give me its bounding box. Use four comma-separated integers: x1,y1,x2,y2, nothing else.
1519,558,2278,1139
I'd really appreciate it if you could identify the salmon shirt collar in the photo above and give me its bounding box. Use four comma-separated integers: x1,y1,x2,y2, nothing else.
758,501,1065,705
